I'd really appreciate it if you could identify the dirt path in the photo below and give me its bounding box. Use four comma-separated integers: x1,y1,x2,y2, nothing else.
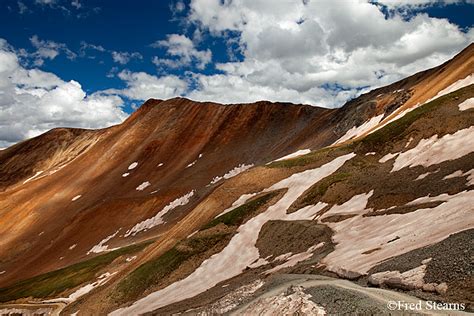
0,302,66,316
232,274,471,315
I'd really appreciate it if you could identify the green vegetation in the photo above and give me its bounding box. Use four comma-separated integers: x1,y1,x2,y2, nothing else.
359,87,470,149
0,242,150,302
201,191,279,230
290,172,351,212
112,191,280,304
111,232,231,304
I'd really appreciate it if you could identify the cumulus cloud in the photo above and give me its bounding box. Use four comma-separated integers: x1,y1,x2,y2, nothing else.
151,34,212,70
29,35,76,66
111,51,143,64
0,39,127,148
374,0,473,8
103,70,188,101
183,0,473,106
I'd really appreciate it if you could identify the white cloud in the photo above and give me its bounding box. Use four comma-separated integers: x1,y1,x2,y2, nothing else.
0,39,127,148
103,70,188,101
29,35,76,66
184,0,473,106
17,1,29,14
111,51,143,65
71,0,81,9
151,34,212,70
374,0,472,8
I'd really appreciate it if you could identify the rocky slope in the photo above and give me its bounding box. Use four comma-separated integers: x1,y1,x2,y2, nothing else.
0,43,472,315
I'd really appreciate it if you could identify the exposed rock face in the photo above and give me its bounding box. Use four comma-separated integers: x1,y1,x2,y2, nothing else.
0,44,472,315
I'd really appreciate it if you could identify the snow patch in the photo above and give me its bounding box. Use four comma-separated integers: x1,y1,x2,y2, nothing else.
111,153,355,315
128,162,138,170
379,152,398,163
365,152,376,156
265,243,325,274
215,193,257,218
210,164,254,185
322,189,474,274
392,127,474,172
415,172,431,180
458,97,474,111
126,256,137,262
122,173,130,177
273,149,311,162
69,244,77,250
71,195,82,201
136,181,151,191
43,272,116,303
334,114,384,144
23,171,44,184
157,163,164,167
426,74,474,103
321,191,373,220
125,190,195,237
87,230,120,254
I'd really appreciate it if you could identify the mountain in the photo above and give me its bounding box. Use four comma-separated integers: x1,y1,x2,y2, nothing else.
0,43,472,315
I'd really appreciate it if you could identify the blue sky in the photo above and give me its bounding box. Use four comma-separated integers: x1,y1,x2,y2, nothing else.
0,0,473,147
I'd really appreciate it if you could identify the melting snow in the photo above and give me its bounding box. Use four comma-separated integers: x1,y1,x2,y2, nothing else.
23,171,44,184
43,272,116,303
334,114,384,144
128,162,138,170
443,170,465,180
321,191,373,220
186,161,197,168
110,153,355,315
87,230,120,254
415,172,431,180
426,74,474,103
379,152,398,163
458,97,474,111
239,285,326,316
215,193,257,218
322,189,474,274
273,149,311,162
125,190,195,237
210,164,254,185
136,181,151,191
391,127,474,172
126,256,137,262
71,195,82,201
265,243,325,275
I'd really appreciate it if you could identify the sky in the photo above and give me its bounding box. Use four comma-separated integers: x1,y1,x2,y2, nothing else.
0,0,473,147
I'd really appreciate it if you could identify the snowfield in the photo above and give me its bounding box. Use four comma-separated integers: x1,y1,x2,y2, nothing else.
136,181,151,191
43,272,116,303
458,97,474,111
125,190,195,237
391,127,474,172
210,164,254,184
322,189,474,274
273,149,311,162
334,114,384,144
87,230,120,254
111,153,355,315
